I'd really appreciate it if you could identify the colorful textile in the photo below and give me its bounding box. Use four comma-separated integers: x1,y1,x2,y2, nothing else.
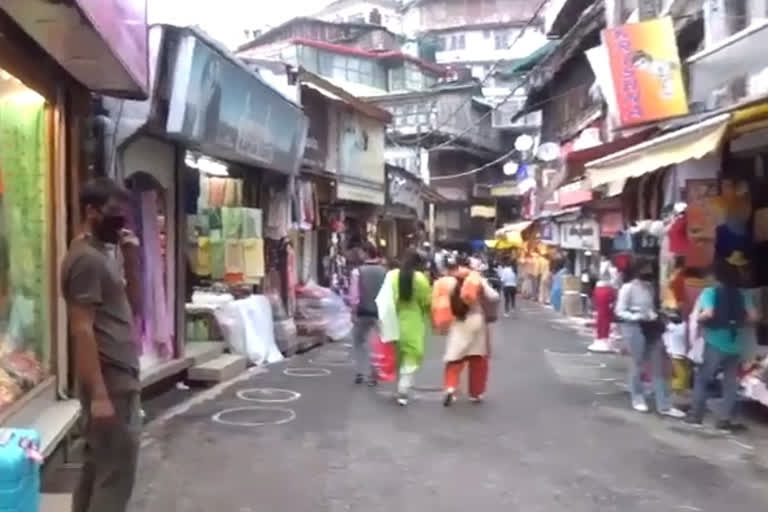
241,208,263,238
221,207,243,239
243,238,265,282
225,239,244,282
196,237,211,277
209,239,225,280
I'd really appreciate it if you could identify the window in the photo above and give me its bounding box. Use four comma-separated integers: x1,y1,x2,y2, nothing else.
405,64,423,90
0,67,52,413
495,31,510,50
298,45,318,73
450,34,466,50
389,67,405,91
435,36,447,52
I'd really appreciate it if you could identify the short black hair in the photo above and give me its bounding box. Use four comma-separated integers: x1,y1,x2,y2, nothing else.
79,177,130,215
362,241,378,259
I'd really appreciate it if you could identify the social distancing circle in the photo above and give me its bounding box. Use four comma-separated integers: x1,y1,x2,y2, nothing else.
284,367,331,377
212,406,296,427
236,388,301,403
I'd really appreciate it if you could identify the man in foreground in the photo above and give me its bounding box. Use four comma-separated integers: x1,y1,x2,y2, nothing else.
62,178,142,512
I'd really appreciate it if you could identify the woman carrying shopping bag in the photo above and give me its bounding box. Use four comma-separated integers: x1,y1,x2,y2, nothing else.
390,250,432,406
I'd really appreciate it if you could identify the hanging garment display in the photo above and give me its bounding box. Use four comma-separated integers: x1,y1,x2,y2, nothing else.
209,238,225,281
242,208,263,238
196,236,211,277
285,241,297,318
265,188,291,240
225,239,244,283
222,207,243,239
243,238,265,282
138,190,173,358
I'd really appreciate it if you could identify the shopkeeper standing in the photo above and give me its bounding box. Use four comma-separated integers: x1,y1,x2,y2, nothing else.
62,178,142,512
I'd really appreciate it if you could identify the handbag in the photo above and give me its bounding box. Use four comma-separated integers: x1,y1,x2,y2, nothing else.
481,288,500,324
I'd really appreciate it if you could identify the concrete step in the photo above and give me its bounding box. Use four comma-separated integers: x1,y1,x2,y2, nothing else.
188,354,247,383
185,341,226,365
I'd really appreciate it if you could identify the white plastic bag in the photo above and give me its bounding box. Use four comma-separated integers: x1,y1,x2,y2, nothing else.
663,321,687,359
375,271,399,343
214,296,284,366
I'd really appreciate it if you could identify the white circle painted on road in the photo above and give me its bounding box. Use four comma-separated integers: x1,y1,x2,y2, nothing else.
284,367,331,377
236,388,301,403
211,406,296,427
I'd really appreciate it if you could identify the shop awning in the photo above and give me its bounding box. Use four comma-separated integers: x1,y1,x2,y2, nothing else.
495,220,533,238
299,70,392,123
0,0,149,99
586,113,731,188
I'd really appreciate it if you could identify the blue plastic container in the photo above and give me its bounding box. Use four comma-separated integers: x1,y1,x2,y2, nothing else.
0,428,41,512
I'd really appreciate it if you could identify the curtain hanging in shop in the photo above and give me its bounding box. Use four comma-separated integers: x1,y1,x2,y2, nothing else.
586,113,731,188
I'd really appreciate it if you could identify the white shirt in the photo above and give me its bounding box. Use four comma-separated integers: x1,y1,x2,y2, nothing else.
497,266,517,287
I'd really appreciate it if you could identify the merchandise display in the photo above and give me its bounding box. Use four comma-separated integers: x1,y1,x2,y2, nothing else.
0,75,51,412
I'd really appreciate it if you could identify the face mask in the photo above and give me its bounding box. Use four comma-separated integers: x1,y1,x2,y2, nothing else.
94,214,125,245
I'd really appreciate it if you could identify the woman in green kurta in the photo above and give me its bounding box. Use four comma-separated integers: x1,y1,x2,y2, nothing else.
391,250,432,406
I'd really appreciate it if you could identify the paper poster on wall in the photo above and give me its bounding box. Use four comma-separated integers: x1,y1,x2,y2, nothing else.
602,16,689,126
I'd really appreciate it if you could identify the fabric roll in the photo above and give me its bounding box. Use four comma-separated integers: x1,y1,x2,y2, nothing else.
243,238,265,282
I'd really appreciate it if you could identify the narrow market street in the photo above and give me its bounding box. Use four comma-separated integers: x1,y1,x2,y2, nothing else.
127,302,768,512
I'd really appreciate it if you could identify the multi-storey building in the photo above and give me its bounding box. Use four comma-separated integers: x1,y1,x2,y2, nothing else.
312,0,405,34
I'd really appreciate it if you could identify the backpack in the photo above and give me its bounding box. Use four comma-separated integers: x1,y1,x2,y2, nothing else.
704,286,746,338
450,276,471,321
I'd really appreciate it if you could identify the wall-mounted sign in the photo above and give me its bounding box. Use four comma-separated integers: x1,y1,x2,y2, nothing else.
539,221,560,245
166,33,307,174
602,16,688,127
491,183,520,197
559,219,600,251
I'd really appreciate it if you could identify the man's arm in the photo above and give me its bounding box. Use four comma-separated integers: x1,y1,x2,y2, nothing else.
69,304,109,401
348,268,360,310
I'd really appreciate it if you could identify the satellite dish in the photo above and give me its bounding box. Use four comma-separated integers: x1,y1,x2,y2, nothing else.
514,134,534,152
536,142,561,162
503,160,519,176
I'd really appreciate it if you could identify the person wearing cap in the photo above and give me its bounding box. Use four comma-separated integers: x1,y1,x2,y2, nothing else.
615,260,685,418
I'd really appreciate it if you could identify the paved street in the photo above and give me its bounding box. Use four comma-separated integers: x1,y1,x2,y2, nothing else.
129,303,768,512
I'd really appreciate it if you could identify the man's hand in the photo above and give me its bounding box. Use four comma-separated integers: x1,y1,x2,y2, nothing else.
119,228,140,250
90,396,117,425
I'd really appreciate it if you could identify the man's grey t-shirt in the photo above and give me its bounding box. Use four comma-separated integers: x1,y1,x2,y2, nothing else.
61,237,139,392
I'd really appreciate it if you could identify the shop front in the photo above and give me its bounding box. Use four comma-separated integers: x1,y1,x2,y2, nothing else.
0,6,149,455
108,26,308,380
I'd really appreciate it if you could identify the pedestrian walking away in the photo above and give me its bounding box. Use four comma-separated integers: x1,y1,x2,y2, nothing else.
390,250,432,406
686,256,758,432
438,258,499,406
497,259,517,316
61,178,143,512
348,243,387,385
615,261,685,419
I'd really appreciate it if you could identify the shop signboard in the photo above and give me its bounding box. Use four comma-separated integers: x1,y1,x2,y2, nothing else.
559,219,600,251
602,16,688,127
539,221,560,245
336,110,386,205
166,33,308,175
